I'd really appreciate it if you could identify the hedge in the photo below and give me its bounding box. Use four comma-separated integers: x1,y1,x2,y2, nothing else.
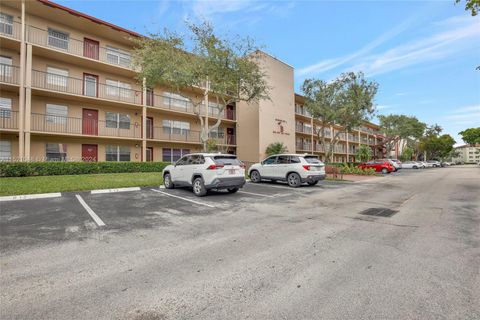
0,161,169,177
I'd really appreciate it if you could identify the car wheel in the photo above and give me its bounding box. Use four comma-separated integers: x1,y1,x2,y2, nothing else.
307,181,318,186
381,168,388,174
164,173,174,189
250,170,261,183
287,173,301,188
413,166,418,169
192,177,207,197
227,187,239,194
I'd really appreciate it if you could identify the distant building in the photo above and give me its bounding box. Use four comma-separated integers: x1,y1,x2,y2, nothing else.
452,144,480,164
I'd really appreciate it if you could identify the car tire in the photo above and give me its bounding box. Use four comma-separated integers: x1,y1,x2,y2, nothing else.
413,166,418,169
164,173,174,189
307,181,318,186
250,170,261,183
287,172,301,188
381,168,388,174
192,177,207,197
227,187,239,194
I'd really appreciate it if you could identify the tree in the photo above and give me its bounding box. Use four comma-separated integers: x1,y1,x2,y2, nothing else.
301,72,378,163
455,0,480,16
399,147,414,161
418,134,456,160
378,114,426,157
132,22,269,151
355,144,372,162
459,127,480,145
265,142,288,156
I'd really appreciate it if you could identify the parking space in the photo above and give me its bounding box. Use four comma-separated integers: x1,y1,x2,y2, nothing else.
0,180,351,252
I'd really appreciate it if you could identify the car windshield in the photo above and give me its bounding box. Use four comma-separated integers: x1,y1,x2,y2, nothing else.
212,156,242,166
304,156,322,164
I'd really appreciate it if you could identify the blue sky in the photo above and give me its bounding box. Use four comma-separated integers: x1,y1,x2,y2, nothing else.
56,0,480,145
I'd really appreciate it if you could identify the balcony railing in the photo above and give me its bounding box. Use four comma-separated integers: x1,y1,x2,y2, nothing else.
0,64,20,85
31,113,142,138
0,20,21,40
147,93,236,120
32,70,143,105
27,25,134,70
296,142,312,151
0,110,18,130
208,132,236,145
149,128,201,143
296,124,312,134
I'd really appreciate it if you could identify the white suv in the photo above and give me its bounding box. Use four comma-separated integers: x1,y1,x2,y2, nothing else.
162,153,246,197
248,154,326,187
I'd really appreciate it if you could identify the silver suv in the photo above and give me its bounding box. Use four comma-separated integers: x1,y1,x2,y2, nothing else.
248,154,326,187
162,153,246,197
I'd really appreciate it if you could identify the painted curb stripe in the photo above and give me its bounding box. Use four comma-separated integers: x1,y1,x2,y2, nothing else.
0,193,62,202
91,187,141,194
75,194,106,227
237,190,276,198
150,189,215,208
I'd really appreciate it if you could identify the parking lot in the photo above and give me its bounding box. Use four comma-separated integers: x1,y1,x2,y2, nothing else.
1,167,478,320
0,180,351,252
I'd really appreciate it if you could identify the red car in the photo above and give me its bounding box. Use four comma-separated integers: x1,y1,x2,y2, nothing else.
358,160,395,174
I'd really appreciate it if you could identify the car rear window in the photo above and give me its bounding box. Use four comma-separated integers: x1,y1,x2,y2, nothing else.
303,156,322,164
212,156,242,166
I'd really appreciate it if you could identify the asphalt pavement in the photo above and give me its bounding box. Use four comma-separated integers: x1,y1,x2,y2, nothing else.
0,167,479,319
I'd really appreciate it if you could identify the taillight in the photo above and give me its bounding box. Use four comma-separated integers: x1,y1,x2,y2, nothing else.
207,164,224,170
303,165,311,170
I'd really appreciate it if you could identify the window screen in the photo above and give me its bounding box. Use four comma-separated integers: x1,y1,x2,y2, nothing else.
48,28,69,50
46,143,67,161
0,140,11,161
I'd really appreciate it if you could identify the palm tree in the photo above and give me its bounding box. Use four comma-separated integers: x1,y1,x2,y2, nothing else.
265,142,288,156
355,144,372,162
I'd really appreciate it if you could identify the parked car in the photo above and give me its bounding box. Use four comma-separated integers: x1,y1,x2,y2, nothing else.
426,160,441,168
402,161,420,169
248,154,326,187
422,161,434,168
378,159,401,171
163,153,246,197
358,160,395,174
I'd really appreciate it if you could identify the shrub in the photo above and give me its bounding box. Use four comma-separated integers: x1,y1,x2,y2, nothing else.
0,161,169,177
340,165,376,176
265,142,288,156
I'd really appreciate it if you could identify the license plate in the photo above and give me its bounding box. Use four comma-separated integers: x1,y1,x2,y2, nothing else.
228,169,236,174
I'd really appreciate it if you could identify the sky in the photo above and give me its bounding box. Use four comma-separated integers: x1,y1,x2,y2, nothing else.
55,0,480,145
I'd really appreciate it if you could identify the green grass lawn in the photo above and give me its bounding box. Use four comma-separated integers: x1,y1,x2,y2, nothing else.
0,172,163,196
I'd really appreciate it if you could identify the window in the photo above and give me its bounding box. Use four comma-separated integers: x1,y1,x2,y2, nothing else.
277,155,289,164
209,127,224,139
0,97,12,118
106,46,131,67
262,156,277,165
188,154,205,165
46,104,68,124
162,148,190,163
0,13,13,36
162,120,190,135
0,140,11,161
105,112,131,129
176,156,189,166
46,143,67,161
0,56,12,78
106,145,130,161
48,28,69,50
163,92,190,110
46,67,68,87
106,79,131,98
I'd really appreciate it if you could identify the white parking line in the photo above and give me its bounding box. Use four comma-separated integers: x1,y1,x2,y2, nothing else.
247,182,296,190
0,192,62,202
238,190,276,198
150,189,216,208
75,194,106,227
91,187,141,194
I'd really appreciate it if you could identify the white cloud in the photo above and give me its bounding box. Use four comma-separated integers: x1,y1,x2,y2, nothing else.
443,104,480,125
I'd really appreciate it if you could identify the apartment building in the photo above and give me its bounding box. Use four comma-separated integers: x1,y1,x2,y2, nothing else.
452,144,480,164
0,0,384,164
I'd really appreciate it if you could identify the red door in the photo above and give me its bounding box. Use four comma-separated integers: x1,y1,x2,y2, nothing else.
146,117,153,139
146,147,153,162
82,109,98,135
82,144,98,162
84,38,99,60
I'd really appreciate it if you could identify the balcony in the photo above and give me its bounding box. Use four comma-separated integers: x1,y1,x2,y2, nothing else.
27,26,134,70
296,142,312,151
0,64,20,85
147,93,236,120
296,124,312,134
32,70,143,105
208,133,236,145
31,113,142,139
0,20,21,40
0,110,19,130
